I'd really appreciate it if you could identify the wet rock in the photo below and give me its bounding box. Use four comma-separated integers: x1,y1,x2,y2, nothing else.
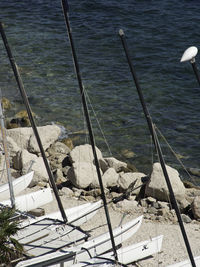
61,137,74,150
2,97,11,110
120,149,135,159
183,180,197,189
188,168,200,177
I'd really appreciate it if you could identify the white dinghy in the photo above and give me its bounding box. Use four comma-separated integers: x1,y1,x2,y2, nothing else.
1,187,53,212
16,215,143,266
0,171,34,201
72,235,163,266
20,200,102,227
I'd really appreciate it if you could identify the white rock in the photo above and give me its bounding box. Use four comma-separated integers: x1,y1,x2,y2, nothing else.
191,196,200,220
28,125,61,153
145,162,186,202
7,127,33,150
6,136,20,158
67,162,95,189
21,152,49,186
104,157,127,172
118,172,145,195
69,144,103,165
102,168,119,187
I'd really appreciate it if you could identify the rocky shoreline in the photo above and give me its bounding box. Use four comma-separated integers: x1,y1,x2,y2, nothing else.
1,100,200,265
1,122,199,224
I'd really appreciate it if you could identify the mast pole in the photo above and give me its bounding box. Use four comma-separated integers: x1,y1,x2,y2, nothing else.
190,59,200,86
61,0,118,262
0,21,67,223
0,99,15,208
119,29,196,267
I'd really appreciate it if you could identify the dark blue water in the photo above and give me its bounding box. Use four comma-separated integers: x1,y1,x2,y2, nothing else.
1,0,200,182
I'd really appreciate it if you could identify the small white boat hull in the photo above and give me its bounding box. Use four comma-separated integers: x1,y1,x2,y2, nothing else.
1,187,53,212
21,200,102,227
72,235,163,266
16,215,143,267
0,171,34,201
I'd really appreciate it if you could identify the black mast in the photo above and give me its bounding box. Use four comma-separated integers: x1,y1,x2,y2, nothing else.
61,0,118,262
191,58,200,87
0,21,67,223
119,29,196,267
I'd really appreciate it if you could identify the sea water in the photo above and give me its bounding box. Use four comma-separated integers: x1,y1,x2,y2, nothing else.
0,0,200,183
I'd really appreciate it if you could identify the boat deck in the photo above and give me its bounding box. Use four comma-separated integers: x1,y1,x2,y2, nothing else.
15,218,89,257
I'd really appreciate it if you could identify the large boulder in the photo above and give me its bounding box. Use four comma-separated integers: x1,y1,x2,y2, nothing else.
68,162,96,189
101,168,119,188
118,172,145,195
69,144,104,165
28,125,61,153
191,196,200,220
6,125,61,154
145,162,186,202
13,149,49,186
7,127,33,150
24,156,49,187
47,141,71,169
104,157,127,172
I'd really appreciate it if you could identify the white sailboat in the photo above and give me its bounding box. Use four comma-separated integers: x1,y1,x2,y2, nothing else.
1,186,53,212
0,171,34,201
16,215,143,266
20,200,102,227
72,235,163,266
